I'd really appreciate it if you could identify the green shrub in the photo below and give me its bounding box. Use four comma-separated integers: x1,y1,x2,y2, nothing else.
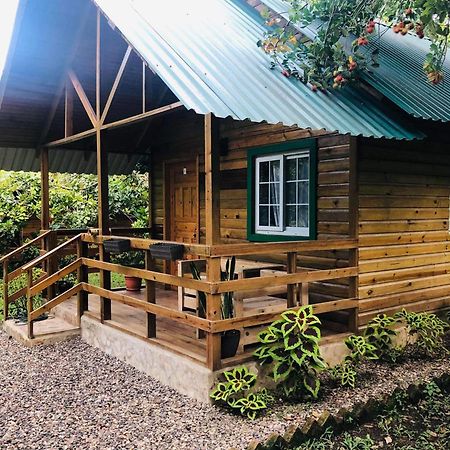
363,314,401,362
330,335,378,388
254,306,327,399
395,309,449,356
210,366,273,420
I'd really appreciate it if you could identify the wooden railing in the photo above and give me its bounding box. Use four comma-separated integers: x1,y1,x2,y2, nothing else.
1,231,53,320
19,233,359,371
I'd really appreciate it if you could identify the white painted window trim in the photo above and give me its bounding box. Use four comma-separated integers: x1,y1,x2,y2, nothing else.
254,150,310,237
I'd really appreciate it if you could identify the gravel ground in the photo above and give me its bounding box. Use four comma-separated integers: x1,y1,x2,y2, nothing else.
0,331,448,450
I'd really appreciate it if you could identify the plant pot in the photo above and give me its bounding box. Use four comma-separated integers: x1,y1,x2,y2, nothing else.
221,329,241,359
150,243,185,261
125,276,142,291
103,239,131,254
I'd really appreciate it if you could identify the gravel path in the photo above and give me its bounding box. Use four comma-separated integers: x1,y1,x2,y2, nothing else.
0,331,448,450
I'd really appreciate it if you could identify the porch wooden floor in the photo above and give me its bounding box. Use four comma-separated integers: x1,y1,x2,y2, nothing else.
45,287,349,367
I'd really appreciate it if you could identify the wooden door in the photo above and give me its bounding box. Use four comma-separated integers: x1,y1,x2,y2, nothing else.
166,159,199,273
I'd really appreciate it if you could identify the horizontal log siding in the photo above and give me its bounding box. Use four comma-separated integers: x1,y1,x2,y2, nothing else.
150,111,353,307
358,139,450,325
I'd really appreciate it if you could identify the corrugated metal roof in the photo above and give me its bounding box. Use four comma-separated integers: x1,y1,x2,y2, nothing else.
94,0,423,140
262,0,450,122
0,147,142,174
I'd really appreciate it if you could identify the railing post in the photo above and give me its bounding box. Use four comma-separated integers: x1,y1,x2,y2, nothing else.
2,259,8,320
145,250,156,338
206,257,222,371
287,252,297,308
46,231,58,301
26,269,34,339
77,237,89,324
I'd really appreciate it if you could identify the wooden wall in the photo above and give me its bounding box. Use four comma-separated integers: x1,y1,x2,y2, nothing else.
357,138,450,325
149,111,354,309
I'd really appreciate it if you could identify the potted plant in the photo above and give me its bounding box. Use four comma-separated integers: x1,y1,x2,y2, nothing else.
191,256,240,358
112,251,145,291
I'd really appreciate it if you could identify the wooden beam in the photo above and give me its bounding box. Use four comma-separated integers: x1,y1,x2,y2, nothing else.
101,45,132,125
40,147,50,231
43,103,184,149
68,69,97,127
101,101,184,131
44,128,96,148
64,82,73,138
204,113,221,246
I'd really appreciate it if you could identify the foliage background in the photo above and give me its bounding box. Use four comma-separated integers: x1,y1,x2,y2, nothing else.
0,170,149,256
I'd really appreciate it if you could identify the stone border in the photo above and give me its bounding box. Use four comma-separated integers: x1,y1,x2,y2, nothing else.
236,372,450,450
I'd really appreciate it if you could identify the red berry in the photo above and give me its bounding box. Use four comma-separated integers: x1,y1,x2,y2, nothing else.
281,69,291,78
311,84,318,92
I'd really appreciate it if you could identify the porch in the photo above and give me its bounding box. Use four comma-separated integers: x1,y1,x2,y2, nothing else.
1,231,359,372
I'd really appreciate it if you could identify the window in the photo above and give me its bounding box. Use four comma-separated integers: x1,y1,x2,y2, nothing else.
248,140,316,241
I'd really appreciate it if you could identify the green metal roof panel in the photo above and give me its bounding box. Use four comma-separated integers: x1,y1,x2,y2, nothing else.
94,0,423,140
263,0,450,122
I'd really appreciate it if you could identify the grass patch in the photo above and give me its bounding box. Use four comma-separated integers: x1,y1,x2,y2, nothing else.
88,272,125,289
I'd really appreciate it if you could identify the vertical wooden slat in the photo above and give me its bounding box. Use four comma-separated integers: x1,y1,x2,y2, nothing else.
206,257,222,370
27,270,34,339
204,113,221,246
145,251,156,338
77,239,89,324
287,252,297,308
3,260,8,320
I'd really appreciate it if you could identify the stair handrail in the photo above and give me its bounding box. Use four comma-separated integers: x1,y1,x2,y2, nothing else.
0,230,52,265
22,234,82,272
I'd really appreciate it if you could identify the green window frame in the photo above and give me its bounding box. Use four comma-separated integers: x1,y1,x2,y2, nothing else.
247,139,317,242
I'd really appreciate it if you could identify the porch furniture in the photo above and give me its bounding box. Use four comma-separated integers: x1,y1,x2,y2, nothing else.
177,258,284,312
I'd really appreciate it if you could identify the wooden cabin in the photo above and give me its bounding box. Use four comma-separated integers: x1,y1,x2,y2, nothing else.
0,0,449,400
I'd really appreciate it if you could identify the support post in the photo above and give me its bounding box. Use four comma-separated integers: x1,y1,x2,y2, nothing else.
2,260,8,320
77,238,89,323
204,113,221,246
27,270,34,339
96,9,111,322
40,147,50,231
204,113,222,370
145,251,156,338
206,257,222,370
287,252,297,308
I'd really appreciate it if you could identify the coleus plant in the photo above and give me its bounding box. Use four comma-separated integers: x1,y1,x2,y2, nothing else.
330,334,378,388
210,366,273,420
258,0,449,90
254,306,327,399
363,313,401,362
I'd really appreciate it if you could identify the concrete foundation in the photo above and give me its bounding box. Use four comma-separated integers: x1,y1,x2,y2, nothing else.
81,316,217,403
2,317,80,347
